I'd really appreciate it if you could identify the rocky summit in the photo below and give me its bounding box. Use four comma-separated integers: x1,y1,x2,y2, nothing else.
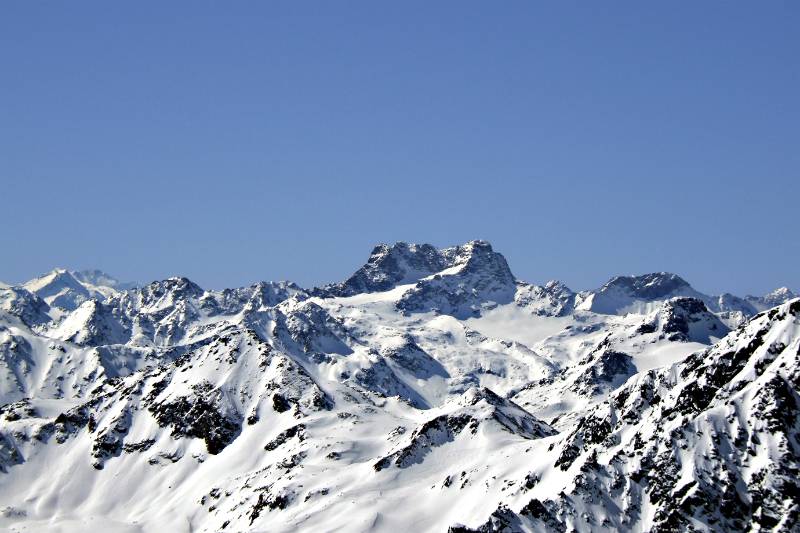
0,242,797,532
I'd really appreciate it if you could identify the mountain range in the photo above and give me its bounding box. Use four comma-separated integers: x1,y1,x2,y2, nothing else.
0,241,797,532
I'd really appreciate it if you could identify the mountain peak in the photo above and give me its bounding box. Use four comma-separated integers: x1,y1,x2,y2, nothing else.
395,241,516,318
744,286,798,312
311,239,516,316
21,268,93,311
71,269,136,290
315,241,455,297
140,276,204,299
604,271,692,297
764,286,797,304
24,268,84,291
0,286,51,326
15,268,137,313
577,271,704,315
443,240,513,278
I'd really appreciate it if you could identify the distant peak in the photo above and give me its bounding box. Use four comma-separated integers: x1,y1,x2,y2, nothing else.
314,240,510,299
545,279,573,293
316,241,446,297
24,268,84,290
140,276,204,296
577,271,704,315
663,296,710,313
71,269,135,290
767,286,795,298
461,239,492,249
743,286,798,311
42,268,74,279
761,286,798,307
607,271,688,284
165,276,202,288
448,241,513,279
602,272,692,297
368,241,440,259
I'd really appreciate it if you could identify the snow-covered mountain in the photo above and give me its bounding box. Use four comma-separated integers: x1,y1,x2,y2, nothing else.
747,287,799,312
460,298,800,533
0,242,796,532
19,268,136,316
71,269,138,292
575,272,794,329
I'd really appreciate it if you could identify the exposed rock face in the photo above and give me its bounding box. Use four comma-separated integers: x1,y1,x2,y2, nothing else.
465,299,800,532
571,347,636,396
396,240,517,318
149,380,242,455
315,242,449,297
578,274,797,330
1,327,333,471
375,386,554,471
608,272,694,298
577,272,704,314
636,297,730,343
49,277,307,349
0,288,51,327
200,281,306,316
514,280,576,317
378,334,448,380
315,240,518,318
374,412,477,471
273,299,354,356
352,357,430,409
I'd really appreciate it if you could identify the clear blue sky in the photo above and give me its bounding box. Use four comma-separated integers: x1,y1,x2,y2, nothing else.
2,2,798,296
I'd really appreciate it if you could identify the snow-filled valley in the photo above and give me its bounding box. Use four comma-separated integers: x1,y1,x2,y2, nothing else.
0,241,797,532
